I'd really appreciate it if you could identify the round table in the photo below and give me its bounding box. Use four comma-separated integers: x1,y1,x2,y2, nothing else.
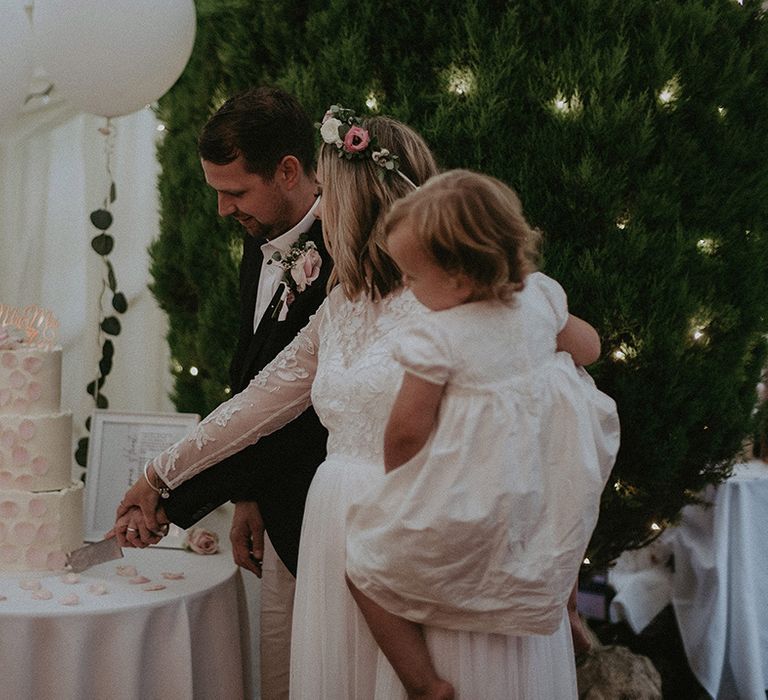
0,547,252,699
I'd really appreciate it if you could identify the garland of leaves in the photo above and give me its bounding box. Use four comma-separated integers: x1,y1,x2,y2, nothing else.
74,121,128,468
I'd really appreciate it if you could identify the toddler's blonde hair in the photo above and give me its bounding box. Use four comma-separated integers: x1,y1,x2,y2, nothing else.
384,169,541,301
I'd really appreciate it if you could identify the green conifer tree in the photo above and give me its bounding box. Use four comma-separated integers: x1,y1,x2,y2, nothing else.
152,0,768,569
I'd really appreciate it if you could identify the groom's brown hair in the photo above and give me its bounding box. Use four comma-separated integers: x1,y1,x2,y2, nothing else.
198,86,315,179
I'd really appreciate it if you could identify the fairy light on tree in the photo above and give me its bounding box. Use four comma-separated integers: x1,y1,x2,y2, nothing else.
657,75,681,107
445,65,475,96
550,90,583,117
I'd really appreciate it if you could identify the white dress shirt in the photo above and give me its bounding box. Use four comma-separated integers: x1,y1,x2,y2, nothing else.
253,197,321,332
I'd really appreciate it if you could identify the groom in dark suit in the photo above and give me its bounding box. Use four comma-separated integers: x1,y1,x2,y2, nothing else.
162,87,330,700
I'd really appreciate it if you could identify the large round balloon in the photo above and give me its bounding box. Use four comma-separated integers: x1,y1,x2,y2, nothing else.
33,0,196,118
0,2,34,131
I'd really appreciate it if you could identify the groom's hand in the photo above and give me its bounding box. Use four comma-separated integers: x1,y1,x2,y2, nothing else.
230,500,264,577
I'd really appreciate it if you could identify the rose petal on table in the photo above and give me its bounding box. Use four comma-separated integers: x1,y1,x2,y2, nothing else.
59,594,80,606
129,576,151,585
161,572,185,580
19,579,42,591
142,584,166,592
31,589,53,600
87,583,109,596
60,573,80,584
116,565,138,577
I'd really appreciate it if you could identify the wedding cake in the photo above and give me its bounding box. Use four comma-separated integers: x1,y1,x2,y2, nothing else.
0,308,83,572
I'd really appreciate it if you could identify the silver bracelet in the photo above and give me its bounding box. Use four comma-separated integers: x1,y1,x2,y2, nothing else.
143,462,170,499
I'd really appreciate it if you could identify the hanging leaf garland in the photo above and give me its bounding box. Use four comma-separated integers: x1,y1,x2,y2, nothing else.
76,131,128,468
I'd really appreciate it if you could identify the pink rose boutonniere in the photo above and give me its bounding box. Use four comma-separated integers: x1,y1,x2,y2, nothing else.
268,234,323,320
183,527,219,555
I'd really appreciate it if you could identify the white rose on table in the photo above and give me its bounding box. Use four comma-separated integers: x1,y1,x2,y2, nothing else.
183,527,219,555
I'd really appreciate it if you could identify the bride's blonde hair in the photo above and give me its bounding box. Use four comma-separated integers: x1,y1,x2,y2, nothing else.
318,116,438,299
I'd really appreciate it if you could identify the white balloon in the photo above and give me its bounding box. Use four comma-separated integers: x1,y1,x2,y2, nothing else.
0,1,34,130
33,0,196,118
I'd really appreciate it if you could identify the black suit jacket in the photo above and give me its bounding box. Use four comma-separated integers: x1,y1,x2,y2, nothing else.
163,218,330,576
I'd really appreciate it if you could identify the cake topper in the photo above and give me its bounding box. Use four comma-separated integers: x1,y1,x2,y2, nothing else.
0,304,59,348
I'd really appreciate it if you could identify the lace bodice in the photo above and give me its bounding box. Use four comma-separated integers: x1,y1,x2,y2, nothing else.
153,287,424,489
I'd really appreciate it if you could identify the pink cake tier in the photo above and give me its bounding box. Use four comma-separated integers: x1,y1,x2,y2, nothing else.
0,482,84,572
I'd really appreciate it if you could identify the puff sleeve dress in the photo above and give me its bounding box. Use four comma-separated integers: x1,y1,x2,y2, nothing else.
346,272,620,639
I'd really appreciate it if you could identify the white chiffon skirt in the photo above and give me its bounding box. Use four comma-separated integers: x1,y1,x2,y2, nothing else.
289,456,578,700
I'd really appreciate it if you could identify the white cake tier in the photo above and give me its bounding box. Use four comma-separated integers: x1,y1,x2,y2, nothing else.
0,413,73,491
0,347,62,416
0,481,84,572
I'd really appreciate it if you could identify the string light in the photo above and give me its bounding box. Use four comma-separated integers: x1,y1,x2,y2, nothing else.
172,360,183,374
696,238,718,255
611,342,638,363
657,75,681,107
688,311,712,345
224,386,231,395
583,557,591,565
156,124,166,132
446,65,475,96
550,90,582,117
616,213,630,230
717,106,727,119
189,366,199,376
365,92,380,112
650,522,661,531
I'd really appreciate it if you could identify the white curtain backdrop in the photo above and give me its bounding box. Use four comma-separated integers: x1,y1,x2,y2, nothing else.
0,100,174,479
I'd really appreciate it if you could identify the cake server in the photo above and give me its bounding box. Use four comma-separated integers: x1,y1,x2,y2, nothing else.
66,536,124,573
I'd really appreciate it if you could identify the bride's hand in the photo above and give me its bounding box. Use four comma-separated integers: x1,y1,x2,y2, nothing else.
115,464,164,534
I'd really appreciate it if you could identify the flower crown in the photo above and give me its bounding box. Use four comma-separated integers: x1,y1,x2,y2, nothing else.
317,105,417,189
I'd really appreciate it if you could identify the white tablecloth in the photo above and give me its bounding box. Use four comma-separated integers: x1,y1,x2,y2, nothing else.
668,460,768,700
0,547,252,700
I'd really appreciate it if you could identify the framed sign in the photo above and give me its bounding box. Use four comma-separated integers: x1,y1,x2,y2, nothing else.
83,410,200,543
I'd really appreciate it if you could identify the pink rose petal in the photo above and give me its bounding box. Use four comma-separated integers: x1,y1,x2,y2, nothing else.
161,572,185,580
0,501,20,518
1,352,17,369
12,398,28,412
60,573,80,584
9,370,25,389
30,456,49,475
46,551,68,571
22,356,42,374
25,547,47,569
0,544,20,563
14,475,33,489
17,419,35,440
129,576,151,585
36,523,58,544
19,578,42,591
13,521,36,545
28,498,47,518
59,594,80,606
116,565,137,577
12,446,29,465
87,583,109,596
26,383,42,402
31,589,53,600
142,584,166,591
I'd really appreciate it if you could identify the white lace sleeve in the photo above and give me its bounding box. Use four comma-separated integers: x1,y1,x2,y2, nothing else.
150,307,324,489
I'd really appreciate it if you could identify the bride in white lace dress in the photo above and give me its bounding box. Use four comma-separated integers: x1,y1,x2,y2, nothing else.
116,113,581,699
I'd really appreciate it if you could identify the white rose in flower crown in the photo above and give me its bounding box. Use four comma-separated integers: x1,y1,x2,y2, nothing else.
183,527,219,555
320,117,343,147
291,248,323,292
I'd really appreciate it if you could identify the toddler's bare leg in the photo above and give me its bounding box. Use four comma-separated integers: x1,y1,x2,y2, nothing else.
346,575,454,699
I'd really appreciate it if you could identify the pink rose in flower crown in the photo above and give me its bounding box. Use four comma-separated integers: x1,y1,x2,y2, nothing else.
183,527,219,555
343,125,370,153
290,248,322,292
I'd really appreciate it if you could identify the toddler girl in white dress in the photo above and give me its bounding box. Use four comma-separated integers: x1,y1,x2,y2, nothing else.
346,169,620,698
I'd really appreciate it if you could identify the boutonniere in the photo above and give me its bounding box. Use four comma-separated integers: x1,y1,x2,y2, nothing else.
267,233,323,320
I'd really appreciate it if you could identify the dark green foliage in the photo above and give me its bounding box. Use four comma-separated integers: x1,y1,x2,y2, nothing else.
152,0,768,568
